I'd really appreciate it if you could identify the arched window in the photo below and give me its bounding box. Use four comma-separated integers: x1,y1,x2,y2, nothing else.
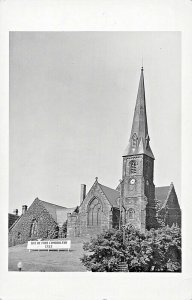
132,133,137,147
128,208,135,219
130,160,136,174
30,219,38,237
87,198,102,227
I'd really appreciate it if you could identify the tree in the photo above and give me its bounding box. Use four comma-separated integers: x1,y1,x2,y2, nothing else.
47,224,59,239
59,221,68,238
80,226,181,272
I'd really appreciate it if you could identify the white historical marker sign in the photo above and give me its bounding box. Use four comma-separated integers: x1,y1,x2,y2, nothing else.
27,240,71,252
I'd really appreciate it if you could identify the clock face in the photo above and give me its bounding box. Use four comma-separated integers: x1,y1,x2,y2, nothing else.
130,178,135,185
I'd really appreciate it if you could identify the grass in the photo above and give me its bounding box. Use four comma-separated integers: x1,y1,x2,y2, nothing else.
8,237,89,272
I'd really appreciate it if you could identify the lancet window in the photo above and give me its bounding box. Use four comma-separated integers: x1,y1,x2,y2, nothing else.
30,219,38,237
130,160,137,174
132,133,138,147
87,198,102,227
128,208,135,219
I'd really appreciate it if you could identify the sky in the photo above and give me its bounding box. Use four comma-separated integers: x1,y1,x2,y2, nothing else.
9,31,181,214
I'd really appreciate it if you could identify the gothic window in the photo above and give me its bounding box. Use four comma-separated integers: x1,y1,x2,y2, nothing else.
30,219,38,237
132,133,137,147
128,208,135,219
87,198,102,227
129,160,137,174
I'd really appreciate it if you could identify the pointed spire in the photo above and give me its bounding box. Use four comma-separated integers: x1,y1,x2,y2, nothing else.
123,67,154,159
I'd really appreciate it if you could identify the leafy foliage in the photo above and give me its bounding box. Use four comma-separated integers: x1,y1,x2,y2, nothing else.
81,226,181,272
47,224,59,239
59,221,68,238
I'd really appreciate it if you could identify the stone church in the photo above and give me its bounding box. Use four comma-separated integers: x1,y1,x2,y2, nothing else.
67,67,181,237
9,67,181,246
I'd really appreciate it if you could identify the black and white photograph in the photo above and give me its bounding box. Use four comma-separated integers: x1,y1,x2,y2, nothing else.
1,1,192,300
9,31,181,272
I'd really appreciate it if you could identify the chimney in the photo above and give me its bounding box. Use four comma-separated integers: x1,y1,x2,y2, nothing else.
80,184,86,204
22,205,28,214
13,209,18,216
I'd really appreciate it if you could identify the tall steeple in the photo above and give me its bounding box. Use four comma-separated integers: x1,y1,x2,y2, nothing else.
123,67,154,159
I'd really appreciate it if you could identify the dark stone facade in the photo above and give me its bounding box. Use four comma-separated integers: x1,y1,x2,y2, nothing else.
156,184,181,227
67,68,181,237
121,154,158,232
9,67,181,244
9,198,59,247
67,180,120,237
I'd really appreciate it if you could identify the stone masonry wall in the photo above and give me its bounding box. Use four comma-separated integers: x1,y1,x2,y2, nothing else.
67,181,119,237
158,187,181,227
79,182,113,236
9,199,58,247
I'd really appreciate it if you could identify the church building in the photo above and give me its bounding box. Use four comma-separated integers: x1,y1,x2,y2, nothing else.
9,198,75,246
67,67,181,237
9,67,181,246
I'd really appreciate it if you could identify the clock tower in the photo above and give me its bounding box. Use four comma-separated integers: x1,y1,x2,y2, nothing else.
121,67,157,232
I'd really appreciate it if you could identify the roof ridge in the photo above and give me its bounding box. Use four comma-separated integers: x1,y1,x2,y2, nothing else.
9,214,22,231
38,199,73,210
98,183,119,208
98,183,112,206
161,183,174,209
99,183,119,193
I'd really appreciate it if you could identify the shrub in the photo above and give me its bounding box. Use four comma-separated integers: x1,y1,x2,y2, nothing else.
59,221,68,238
80,225,181,272
47,224,59,239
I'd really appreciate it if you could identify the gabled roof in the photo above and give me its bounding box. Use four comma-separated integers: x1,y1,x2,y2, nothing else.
155,184,181,211
155,186,170,209
9,199,76,231
98,183,119,208
8,213,20,229
38,199,75,226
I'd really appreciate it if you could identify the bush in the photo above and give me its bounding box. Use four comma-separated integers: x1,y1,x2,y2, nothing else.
47,224,59,239
80,225,181,272
59,221,67,238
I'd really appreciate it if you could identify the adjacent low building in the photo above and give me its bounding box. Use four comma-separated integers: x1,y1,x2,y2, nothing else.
9,197,75,247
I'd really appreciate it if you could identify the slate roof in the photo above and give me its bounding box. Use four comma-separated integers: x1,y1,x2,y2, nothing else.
123,68,154,159
155,186,170,209
97,183,173,210
95,182,174,210
8,213,20,229
99,183,120,208
38,199,75,226
94,181,175,211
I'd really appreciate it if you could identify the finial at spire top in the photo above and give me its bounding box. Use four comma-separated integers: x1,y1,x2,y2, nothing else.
141,56,144,71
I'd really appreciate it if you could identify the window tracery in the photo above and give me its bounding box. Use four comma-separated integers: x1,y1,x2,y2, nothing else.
130,160,137,174
87,198,102,226
30,219,38,237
